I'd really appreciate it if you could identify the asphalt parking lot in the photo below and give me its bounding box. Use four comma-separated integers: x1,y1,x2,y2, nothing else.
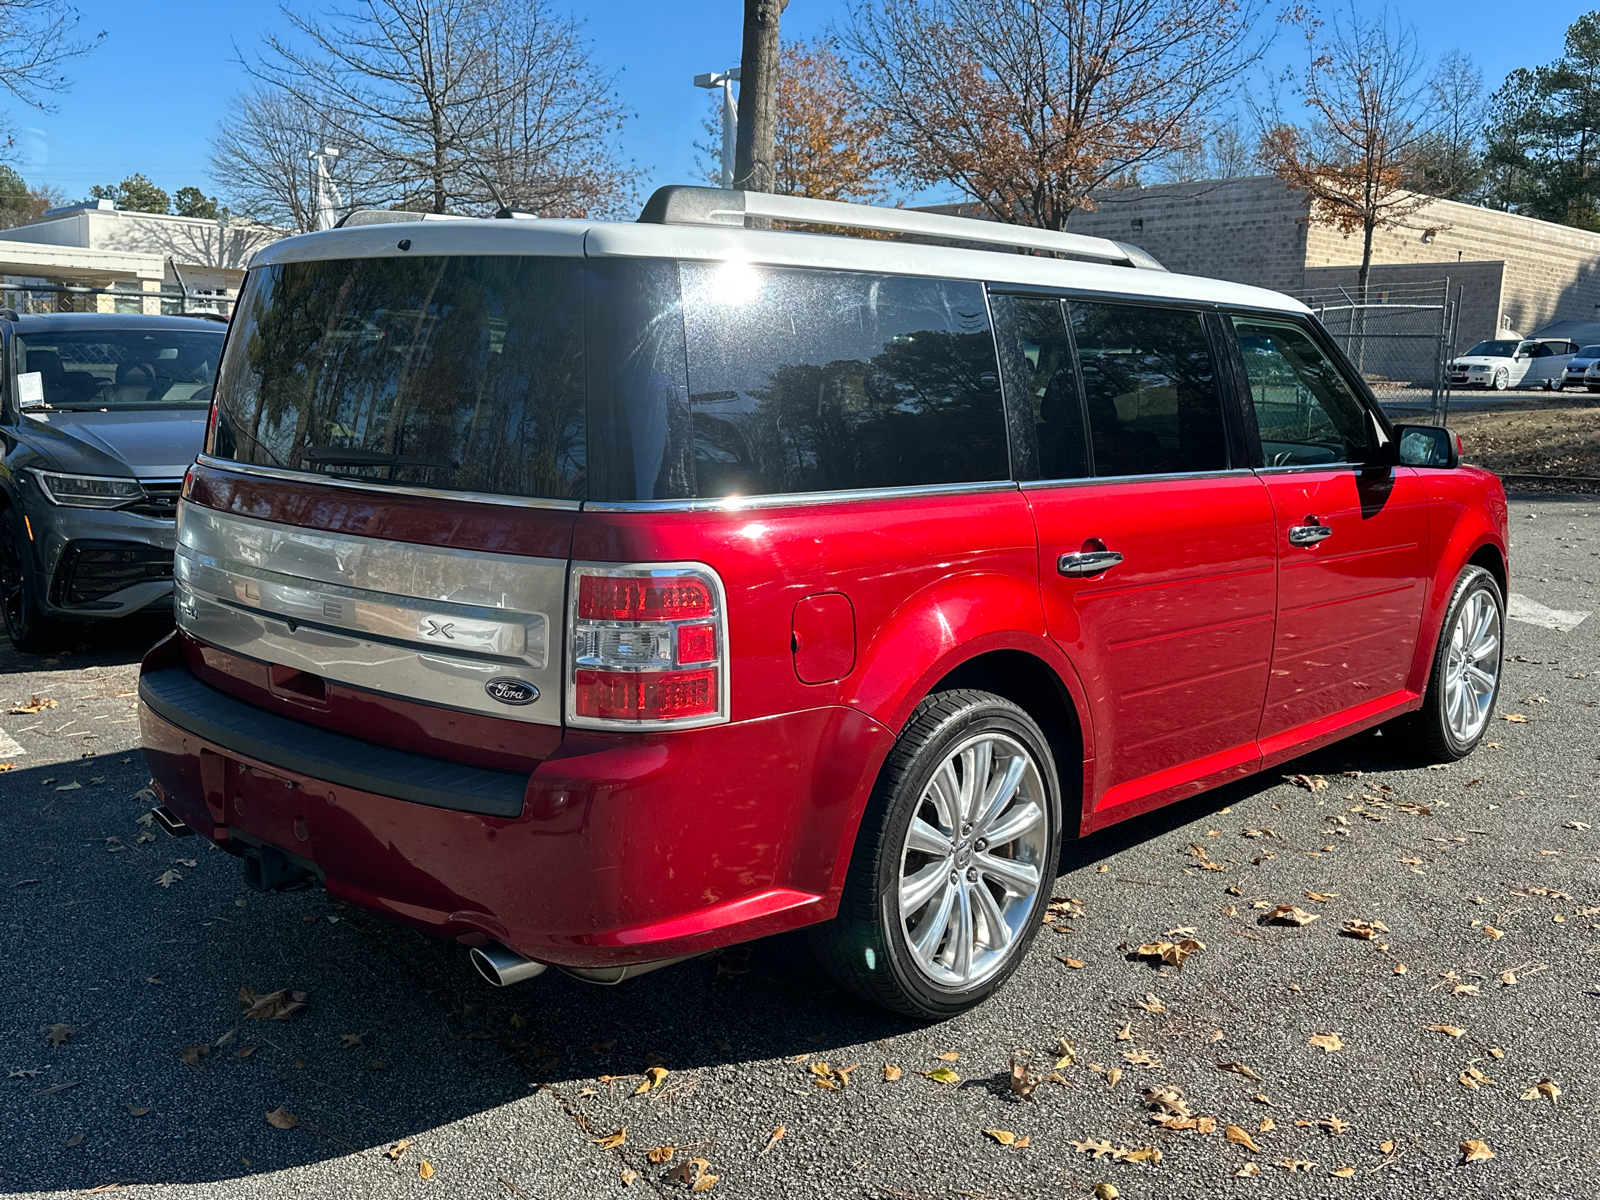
2,491,1596,1200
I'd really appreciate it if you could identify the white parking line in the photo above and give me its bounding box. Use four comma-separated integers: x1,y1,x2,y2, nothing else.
0,728,26,758
1507,593,1592,632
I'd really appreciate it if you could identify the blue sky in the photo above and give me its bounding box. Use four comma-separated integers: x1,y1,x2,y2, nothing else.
13,0,1598,211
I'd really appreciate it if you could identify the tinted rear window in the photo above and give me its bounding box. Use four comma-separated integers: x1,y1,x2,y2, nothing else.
677,263,1008,498
211,255,586,500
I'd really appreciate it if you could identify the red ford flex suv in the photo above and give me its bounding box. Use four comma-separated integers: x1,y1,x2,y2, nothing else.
139,187,1508,1018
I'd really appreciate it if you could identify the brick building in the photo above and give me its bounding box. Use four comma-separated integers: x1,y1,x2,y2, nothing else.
1056,176,1600,347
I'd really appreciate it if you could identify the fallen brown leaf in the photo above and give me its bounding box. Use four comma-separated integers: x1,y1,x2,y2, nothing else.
647,1144,675,1164
1218,1061,1262,1080
1520,1078,1560,1104
265,1107,299,1130
1234,1162,1261,1177
1427,1025,1466,1037
418,1160,434,1180
1262,904,1319,927
882,1063,902,1081
759,1126,785,1155
1226,1125,1263,1151
1308,1033,1344,1053
1460,1139,1494,1163
237,987,308,1022
593,1128,626,1150
44,1023,73,1047
385,1139,409,1160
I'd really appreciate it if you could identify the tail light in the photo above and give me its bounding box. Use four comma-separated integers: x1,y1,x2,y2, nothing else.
567,563,729,729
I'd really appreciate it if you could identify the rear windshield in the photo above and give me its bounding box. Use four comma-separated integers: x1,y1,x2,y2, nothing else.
210,254,1009,504
18,327,223,410
212,255,586,500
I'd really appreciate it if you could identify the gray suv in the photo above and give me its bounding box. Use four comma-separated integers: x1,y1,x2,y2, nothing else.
0,312,226,651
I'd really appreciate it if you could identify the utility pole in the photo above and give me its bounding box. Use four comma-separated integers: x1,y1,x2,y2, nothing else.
693,68,741,189
308,146,343,231
733,0,787,193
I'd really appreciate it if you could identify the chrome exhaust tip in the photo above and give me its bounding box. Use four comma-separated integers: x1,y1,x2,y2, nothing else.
469,941,549,987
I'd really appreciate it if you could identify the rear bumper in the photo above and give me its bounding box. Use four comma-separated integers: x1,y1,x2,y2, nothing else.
140,662,893,968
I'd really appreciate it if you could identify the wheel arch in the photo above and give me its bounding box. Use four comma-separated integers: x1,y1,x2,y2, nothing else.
926,648,1086,835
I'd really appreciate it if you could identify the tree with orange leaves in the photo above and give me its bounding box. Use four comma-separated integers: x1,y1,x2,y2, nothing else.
842,0,1266,230
1256,8,1438,299
702,39,890,202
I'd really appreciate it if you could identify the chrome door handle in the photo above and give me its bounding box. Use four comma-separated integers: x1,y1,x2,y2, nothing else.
1057,550,1124,577
1288,520,1333,547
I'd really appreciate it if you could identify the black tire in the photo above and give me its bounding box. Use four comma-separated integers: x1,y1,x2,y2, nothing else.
0,506,65,654
811,689,1062,1020
1394,566,1504,762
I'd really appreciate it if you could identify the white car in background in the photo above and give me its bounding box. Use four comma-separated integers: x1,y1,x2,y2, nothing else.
1448,338,1579,390
1561,344,1600,389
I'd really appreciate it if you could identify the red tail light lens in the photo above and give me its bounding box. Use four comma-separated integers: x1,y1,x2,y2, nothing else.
569,564,728,729
579,575,713,621
575,669,718,721
676,623,717,665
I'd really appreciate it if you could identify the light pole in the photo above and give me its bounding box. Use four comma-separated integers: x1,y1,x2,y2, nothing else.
693,68,741,189
307,146,343,231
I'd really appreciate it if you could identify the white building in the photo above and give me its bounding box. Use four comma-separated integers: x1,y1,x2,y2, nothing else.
0,200,286,315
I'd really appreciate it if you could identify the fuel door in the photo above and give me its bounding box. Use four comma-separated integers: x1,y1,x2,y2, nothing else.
791,593,856,685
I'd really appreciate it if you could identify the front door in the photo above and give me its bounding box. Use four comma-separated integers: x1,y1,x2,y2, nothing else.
1000,296,1277,828
1230,315,1431,757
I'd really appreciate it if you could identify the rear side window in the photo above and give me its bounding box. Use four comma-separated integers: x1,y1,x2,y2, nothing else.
678,264,1008,497
991,295,1088,480
212,256,587,500
1231,316,1370,466
1069,302,1227,477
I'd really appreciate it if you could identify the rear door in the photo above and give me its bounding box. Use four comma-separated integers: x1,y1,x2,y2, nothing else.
1228,314,1430,758
995,295,1277,828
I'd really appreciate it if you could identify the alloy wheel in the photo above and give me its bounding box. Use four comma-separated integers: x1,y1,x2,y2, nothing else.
896,731,1049,988
1443,588,1500,743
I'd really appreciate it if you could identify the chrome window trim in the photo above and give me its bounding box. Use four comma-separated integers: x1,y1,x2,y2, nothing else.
565,560,732,732
1253,463,1367,477
581,479,1020,513
1020,468,1259,490
194,454,583,511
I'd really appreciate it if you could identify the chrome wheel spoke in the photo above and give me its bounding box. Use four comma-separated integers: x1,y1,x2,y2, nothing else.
974,754,1026,836
980,799,1043,849
906,817,953,858
901,858,951,913
1444,590,1500,741
971,880,1012,951
975,849,1041,897
949,883,974,980
911,879,958,962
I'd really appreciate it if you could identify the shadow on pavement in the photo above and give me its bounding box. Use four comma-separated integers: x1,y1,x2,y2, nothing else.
2,711,1439,1192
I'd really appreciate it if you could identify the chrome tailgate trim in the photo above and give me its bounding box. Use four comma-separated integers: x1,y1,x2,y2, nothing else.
175,505,565,726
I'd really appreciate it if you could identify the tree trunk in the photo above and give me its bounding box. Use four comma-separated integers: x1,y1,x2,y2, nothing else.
1354,216,1376,373
733,0,787,192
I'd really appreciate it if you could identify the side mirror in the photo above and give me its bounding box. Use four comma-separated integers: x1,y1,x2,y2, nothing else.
1394,423,1459,469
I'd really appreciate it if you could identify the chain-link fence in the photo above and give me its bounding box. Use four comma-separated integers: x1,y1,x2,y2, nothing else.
0,281,234,320
1304,279,1461,425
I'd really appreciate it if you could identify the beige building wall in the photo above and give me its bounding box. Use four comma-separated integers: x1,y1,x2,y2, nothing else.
1303,195,1600,339
1303,260,1506,348
1065,177,1314,293
1065,177,1600,343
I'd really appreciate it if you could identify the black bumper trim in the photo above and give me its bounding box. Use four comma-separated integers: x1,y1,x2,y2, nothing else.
139,667,528,818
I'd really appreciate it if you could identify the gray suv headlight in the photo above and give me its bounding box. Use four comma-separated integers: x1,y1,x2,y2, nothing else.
29,469,146,509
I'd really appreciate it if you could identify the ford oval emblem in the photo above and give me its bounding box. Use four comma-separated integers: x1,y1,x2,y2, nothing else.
484,677,539,706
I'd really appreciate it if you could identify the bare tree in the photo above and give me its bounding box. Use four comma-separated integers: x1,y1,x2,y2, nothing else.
733,0,788,192
211,86,380,232
251,0,637,218
1255,8,1437,298
0,0,101,153
842,0,1266,230
1407,49,1486,201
